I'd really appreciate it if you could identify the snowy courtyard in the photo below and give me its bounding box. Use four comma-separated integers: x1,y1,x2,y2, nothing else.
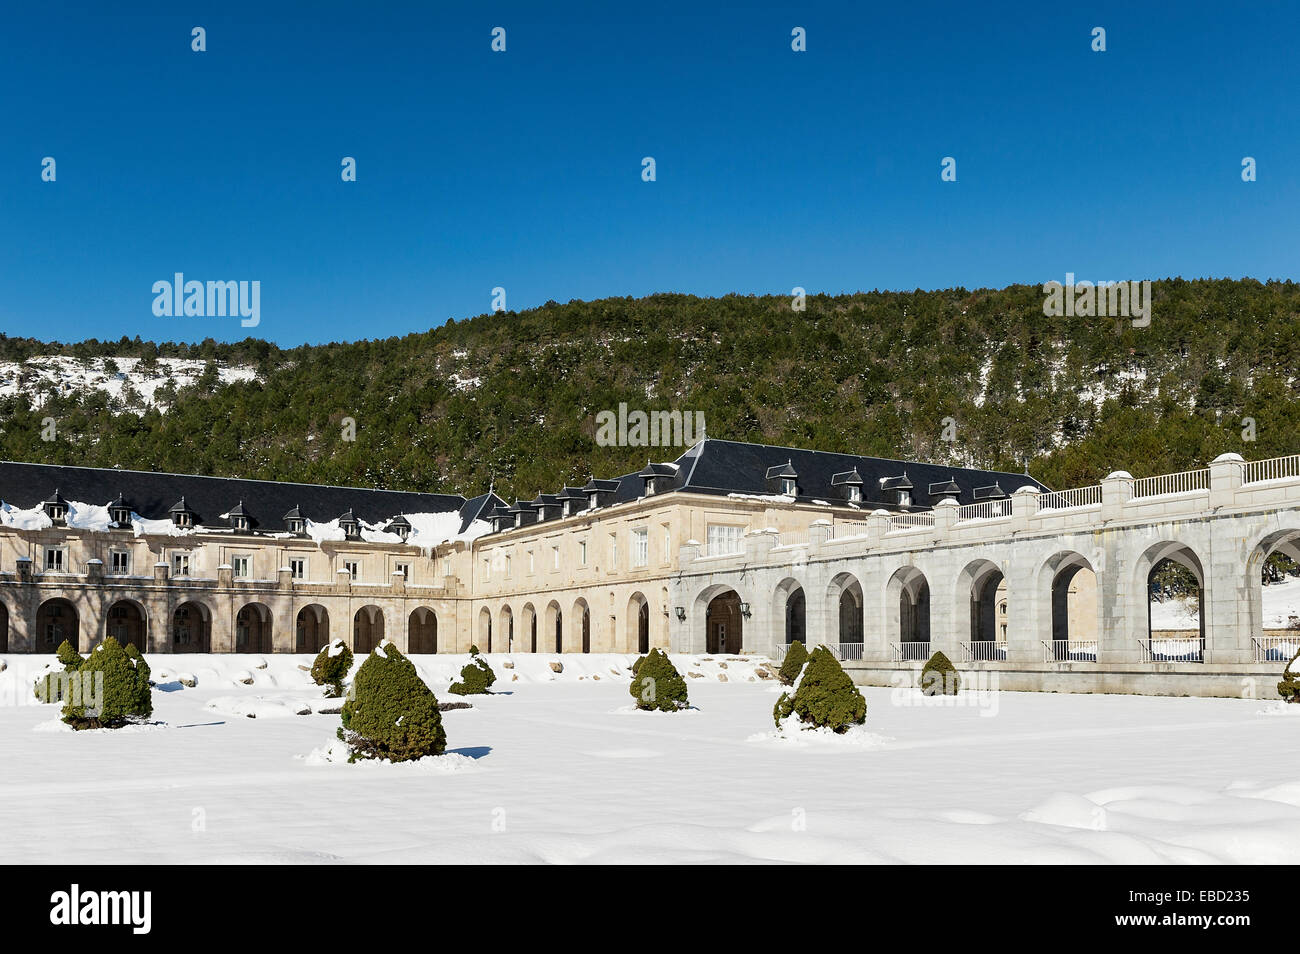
1,652,1297,864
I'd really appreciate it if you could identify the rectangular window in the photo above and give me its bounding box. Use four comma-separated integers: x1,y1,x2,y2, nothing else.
664,528,672,563
232,555,251,578
44,547,66,572
344,560,359,580
505,554,512,578
579,540,588,566
395,562,410,581
172,552,190,576
110,551,130,575
552,545,560,570
527,550,535,575
706,524,745,555
632,528,648,567
289,558,305,580
609,533,618,569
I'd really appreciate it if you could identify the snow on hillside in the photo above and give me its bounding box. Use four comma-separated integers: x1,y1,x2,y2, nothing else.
3,650,1300,863
0,356,259,410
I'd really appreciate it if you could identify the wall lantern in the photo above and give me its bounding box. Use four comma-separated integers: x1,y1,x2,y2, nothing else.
739,602,751,618
674,606,686,621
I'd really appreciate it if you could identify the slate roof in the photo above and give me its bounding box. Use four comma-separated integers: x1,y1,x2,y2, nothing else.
0,461,475,533
569,439,1048,511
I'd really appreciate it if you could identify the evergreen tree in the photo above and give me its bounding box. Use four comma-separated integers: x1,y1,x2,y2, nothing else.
773,646,866,732
61,636,153,729
778,640,808,685
449,647,496,695
311,638,353,697
629,648,689,711
920,651,961,696
340,642,446,762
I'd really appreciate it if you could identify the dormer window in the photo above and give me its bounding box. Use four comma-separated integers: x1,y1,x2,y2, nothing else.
284,504,306,535
848,485,861,503
228,501,254,533
232,516,249,531
43,490,68,524
108,493,131,526
899,490,912,507
169,497,197,529
388,515,412,542
645,478,657,496
562,499,573,517
588,493,599,510
781,478,796,496
338,511,360,540
173,511,192,528
765,460,799,497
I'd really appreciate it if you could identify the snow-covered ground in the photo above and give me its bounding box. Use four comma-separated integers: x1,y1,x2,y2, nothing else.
1150,576,1300,630
0,356,259,409
2,651,1298,864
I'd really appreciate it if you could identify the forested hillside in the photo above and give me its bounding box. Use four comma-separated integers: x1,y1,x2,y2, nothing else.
1,278,1298,499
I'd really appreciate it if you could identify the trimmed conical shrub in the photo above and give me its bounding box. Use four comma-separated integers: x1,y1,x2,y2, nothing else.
1279,649,1300,703
449,646,497,695
773,646,866,732
311,639,353,697
61,636,153,729
629,648,689,711
35,640,85,703
920,651,960,696
56,639,84,671
340,641,446,762
778,640,808,685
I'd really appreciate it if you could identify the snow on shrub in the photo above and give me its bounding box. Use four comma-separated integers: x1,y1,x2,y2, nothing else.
628,648,689,712
1278,649,1300,703
449,646,496,696
34,639,85,703
339,641,446,762
773,645,865,733
778,640,808,686
61,637,153,730
920,651,961,696
311,638,353,698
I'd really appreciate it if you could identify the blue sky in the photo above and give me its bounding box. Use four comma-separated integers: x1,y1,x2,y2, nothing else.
2,0,1297,345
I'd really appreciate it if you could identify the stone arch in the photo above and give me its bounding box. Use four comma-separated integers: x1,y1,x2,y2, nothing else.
693,583,745,654
1247,526,1300,660
955,558,1005,659
173,600,212,653
828,572,864,657
884,566,929,660
295,604,330,654
571,597,591,653
544,601,563,653
520,603,537,653
352,604,384,654
476,605,493,652
1036,551,1099,660
772,576,806,646
626,591,650,654
236,602,274,654
36,598,79,653
499,604,515,652
1134,540,1205,661
408,606,437,654
105,598,148,652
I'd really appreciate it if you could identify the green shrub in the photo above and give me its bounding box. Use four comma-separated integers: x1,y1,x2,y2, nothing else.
61,637,153,729
57,639,84,671
631,654,645,677
773,646,865,732
628,648,689,712
311,639,353,697
1279,649,1300,703
920,651,961,696
449,647,496,695
35,640,85,703
340,641,446,762
778,640,808,685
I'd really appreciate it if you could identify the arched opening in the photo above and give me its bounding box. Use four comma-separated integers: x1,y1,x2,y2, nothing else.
352,605,384,654
958,560,1005,661
831,572,864,660
0,601,8,653
1248,528,1300,662
105,600,147,651
36,598,79,652
571,598,591,653
173,601,212,653
520,603,537,653
295,604,330,654
786,588,806,645
1139,542,1205,662
236,602,274,654
476,606,493,652
886,567,930,661
626,592,650,653
500,605,514,652
544,601,563,653
1041,552,1099,660
705,590,743,654
409,607,437,653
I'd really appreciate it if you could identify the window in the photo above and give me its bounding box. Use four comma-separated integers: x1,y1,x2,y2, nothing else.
706,524,744,555
232,515,250,532
848,485,861,503
46,503,67,523
286,517,304,534
172,552,191,576
632,528,648,567
527,550,535,575
552,545,560,570
645,478,657,496
109,506,130,526
505,555,512,578
232,555,251,578
781,478,796,496
579,540,588,566
289,558,305,580
344,560,359,581
395,562,409,582
482,557,490,579
609,533,618,569
899,490,912,507
664,528,671,562
110,551,130,575
44,547,67,572
173,511,193,529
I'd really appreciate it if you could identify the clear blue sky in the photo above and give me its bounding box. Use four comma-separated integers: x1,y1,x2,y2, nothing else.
2,0,1297,346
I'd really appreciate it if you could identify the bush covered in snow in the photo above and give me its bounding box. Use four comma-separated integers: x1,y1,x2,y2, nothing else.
920,651,960,696
773,646,866,733
449,647,496,695
310,638,353,697
340,641,446,762
778,640,808,685
1278,649,1300,703
34,639,85,703
629,648,689,711
61,636,153,729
